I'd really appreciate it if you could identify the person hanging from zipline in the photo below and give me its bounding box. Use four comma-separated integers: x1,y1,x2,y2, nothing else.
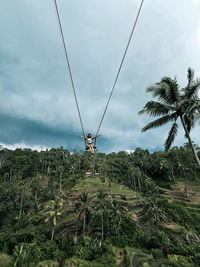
79,133,100,154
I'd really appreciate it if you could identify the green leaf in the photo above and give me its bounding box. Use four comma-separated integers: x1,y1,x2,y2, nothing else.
164,122,178,150
141,113,177,132
138,101,173,117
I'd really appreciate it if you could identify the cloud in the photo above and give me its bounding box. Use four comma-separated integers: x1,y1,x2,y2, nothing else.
0,112,113,152
0,112,71,146
0,142,48,152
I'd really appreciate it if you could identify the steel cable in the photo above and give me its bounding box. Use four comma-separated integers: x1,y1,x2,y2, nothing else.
53,0,145,149
53,0,87,147
94,0,145,145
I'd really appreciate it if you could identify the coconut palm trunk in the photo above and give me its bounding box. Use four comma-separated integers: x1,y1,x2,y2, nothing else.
183,167,188,183
59,173,62,192
101,212,104,240
133,177,137,190
18,189,24,219
192,164,198,181
180,115,200,169
83,214,86,234
75,221,78,244
96,190,108,240
137,176,141,191
51,226,55,241
171,169,175,183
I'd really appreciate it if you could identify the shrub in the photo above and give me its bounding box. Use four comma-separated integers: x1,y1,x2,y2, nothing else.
108,215,138,247
74,236,113,262
146,229,170,249
0,253,13,267
151,248,163,259
149,257,180,267
12,240,61,266
34,261,59,267
64,257,92,267
27,240,61,263
168,254,193,267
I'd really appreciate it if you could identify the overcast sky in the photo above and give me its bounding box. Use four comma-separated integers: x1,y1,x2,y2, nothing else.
0,0,200,153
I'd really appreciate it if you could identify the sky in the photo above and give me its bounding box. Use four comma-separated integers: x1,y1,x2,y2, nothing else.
0,0,200,153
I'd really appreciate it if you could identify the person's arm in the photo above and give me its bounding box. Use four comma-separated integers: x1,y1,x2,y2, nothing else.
77,135,87,140
92,134,101,139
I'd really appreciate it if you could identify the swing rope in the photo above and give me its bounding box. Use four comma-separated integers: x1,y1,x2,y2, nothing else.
94,0,145,145
53,0,87,147
53,0,145,148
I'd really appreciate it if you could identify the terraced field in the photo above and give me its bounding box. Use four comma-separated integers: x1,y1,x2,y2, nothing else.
164,181,200,204
55,176,145,236
57,177,200,236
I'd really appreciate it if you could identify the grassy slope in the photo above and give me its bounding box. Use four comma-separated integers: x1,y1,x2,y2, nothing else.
55,175,200,266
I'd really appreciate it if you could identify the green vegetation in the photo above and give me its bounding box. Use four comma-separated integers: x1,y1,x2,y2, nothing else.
0,143,200,266
0,253,13,267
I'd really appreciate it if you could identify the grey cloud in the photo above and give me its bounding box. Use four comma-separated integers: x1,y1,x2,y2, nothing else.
0,112,73,147
0,112,113,152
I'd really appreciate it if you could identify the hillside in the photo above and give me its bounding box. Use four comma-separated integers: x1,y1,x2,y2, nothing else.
0,146,200,266
56,177,200,266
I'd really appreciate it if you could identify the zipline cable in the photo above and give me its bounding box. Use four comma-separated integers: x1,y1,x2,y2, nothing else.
53,0,87,147
94,0,145,145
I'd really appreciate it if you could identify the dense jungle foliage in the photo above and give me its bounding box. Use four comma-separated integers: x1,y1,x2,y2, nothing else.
0,144,200,267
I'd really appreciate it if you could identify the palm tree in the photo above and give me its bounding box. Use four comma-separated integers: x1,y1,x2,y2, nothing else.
69,164,76,180
139,68,200,168
44,197,64,241
73,202,80,244
0,154,7,171
58,165,64,192
77,192,91,235
127,166,137,190
95,190,109,240
18,188,24,220
143,197,166,225
110,200,126,226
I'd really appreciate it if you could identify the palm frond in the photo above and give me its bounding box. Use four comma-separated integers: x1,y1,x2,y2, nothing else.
177,100,195,119
187,67,194,87
147,77,180,105
184,68,200,98
146,84,167,103
141,112,177,132
187,103,200,118
184,78,200,99
138,101,174,116
184,99,200,127
194,113,200,121
164,122,178,150
160,77,180,104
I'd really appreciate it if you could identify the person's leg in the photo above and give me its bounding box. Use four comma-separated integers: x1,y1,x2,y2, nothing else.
89,144,94,154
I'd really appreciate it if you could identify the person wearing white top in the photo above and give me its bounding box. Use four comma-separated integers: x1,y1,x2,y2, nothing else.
79,133,100,154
